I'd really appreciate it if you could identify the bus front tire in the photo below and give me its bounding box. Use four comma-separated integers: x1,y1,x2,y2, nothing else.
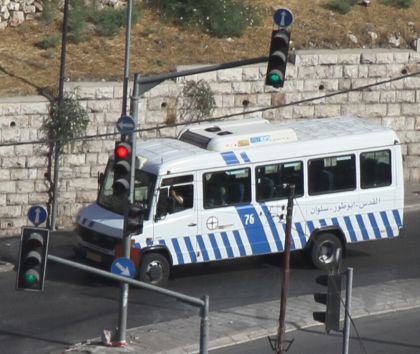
139,253,170,285
309,233,342,270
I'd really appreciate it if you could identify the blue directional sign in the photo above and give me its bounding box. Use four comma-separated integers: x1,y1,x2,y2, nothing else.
27,205,48,226
273,8,294,28
116,115,135,134
111,257,137,278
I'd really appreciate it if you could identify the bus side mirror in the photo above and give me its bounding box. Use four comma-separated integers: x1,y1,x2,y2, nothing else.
98,172,104,186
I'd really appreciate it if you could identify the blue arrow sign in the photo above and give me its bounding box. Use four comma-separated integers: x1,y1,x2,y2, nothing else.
273,8,294,28
111,257,137,278
116,115,135,134
27,205,48,226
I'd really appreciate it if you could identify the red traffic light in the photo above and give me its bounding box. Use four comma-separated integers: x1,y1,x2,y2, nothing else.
115,143,131,159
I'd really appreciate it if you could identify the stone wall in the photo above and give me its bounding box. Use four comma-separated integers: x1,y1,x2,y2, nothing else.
0,48,419,236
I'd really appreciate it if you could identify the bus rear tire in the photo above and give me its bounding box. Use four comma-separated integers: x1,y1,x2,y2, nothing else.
139,253,170,285
309,233,342,270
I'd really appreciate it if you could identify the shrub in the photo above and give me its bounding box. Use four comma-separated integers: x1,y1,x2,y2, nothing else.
147,0,261,38
381,0,413,8
68,0,89,43
89,7,140,37
327,0,358,14
36,35,59,49
178,80,216,122
40,0,59,24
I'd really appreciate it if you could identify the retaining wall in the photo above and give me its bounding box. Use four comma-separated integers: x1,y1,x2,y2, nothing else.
0,48,419,236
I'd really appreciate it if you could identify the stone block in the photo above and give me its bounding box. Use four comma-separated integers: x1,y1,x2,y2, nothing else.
314,105,341,117
387,104,401,116
0,205,21,218
7,193,28,205
242,67,260,81
402,104,420,116
217,68,242,82
16,180,35,193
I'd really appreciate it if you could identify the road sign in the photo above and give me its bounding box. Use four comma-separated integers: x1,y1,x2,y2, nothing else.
116,115,135,134
27,205,48,226
111,257,137,278
273,8,294,28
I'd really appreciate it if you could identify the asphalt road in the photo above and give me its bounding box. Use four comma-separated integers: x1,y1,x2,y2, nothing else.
210,308,420,354
0,210,419,354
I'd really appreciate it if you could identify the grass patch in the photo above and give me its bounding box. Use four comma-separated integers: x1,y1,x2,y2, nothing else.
35,34,60,49
381,0,414,8
147,0,261,38
327,0,358,14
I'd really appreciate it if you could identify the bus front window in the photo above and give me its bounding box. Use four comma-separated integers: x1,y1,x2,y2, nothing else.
97,160,157,220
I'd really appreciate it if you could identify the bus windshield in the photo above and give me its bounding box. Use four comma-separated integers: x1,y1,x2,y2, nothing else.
97,160,157,219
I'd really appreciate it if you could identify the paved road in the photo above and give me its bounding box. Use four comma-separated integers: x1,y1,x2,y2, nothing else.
210,308,420,354
0,185,418,354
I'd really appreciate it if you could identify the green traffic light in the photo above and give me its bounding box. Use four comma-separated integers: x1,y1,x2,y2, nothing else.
23,269,39,285
24,274,38,285
269,73,282,84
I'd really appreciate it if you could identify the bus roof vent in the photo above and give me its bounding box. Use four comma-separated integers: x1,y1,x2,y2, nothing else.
217,131,232,136
205,126,221,133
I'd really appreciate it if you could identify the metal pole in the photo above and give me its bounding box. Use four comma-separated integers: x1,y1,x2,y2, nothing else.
342,267,353,354
121,0,133,116
276,184,295,354
116,0,134,344
50,0,69,230
199,295,210,354
48,254,205,307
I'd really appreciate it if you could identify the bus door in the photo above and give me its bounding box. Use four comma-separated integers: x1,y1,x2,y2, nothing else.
153,174,198,266
255,160,307,252
198,167,253,262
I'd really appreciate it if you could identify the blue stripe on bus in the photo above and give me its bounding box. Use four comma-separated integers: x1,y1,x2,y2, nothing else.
294,222,307,247
344,216,357,242
319,219,327,227
172,238,184,265
209,233,222,260
393,209,402,228
184,236,197,263
221,151,239,165
221,232,234,258
380,211,394,238
233,230,246,256
196,235,210,261
332,217,339,227
356,215,370,241
368,213,381,239
307,221,315,234
236,206,271,255
261,204,283,251
240,152,251,163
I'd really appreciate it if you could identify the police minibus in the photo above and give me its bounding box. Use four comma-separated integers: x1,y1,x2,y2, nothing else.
75,116,404,284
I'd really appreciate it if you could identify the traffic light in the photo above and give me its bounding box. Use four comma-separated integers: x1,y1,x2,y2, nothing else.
126,203,145,235
265,29,291,88
113,140,132,196
313,273,342,333
16,227,50,291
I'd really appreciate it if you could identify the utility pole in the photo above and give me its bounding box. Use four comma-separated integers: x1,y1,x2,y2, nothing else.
275,184,295,354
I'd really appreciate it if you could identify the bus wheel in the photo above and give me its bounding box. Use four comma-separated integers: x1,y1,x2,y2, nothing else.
139,253,170,285
310,233,342,270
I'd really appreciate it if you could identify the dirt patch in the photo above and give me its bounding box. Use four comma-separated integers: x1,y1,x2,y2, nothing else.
0,0,418,97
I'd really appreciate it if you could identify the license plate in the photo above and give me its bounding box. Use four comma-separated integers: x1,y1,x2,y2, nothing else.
86,251,102,263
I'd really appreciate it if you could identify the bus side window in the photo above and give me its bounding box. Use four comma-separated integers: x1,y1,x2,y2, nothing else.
256,161,303,202
308,155,355,195
361,150,391,189
157,175,194,216
203,168,250,208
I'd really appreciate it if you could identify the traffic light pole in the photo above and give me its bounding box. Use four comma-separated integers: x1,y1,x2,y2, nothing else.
116,0,134,344
342,267,353,354
276,184,295,354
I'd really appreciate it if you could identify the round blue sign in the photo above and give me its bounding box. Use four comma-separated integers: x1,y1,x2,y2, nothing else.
27,205,48,226
116,115,135,134
111,257,137,279
273,8,294,28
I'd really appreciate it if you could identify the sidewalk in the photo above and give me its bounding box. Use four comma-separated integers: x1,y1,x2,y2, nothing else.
55,183,420,354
